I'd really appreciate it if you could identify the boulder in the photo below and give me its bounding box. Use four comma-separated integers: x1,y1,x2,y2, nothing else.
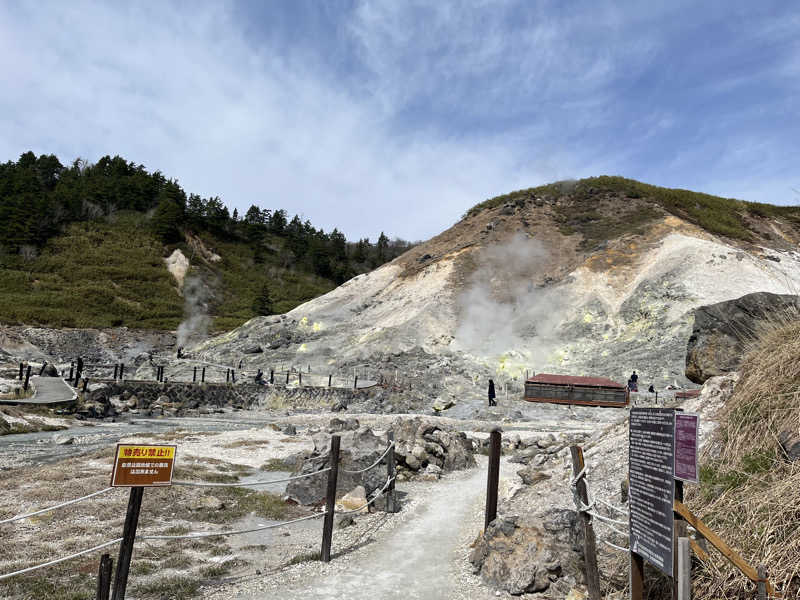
54,435,75,445
517,465,551,486
470,510,584,595
686,292,800,384
243,346,263,354
336,486,368,512
286,427,390,507
392,417,476,473
42,364,59,377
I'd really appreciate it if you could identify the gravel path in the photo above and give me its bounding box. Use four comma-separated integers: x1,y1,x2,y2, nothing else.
205,457,519,600
3,376,76,405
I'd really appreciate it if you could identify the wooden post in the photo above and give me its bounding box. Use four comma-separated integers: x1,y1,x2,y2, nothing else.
678,537,691,600
226,368,230,383
96,553,113,600
387,431,397,513
286,370,290,385
270,369,274,384
354,375,358,390
193,367,197,383
19,363,24,380
299,372,302,387
231,370,236,383
757,565,767,600
111,487,144,600
320,435,341,562
484,429,501,530
39,361,47,376
570,445,601,600
82,378,89,393
673,478,686,600
113,364,119,380
119,364,124,380
201,367,205,383
23,366,31,391
328,373,332,387
69,363,74,380
631,552,645,600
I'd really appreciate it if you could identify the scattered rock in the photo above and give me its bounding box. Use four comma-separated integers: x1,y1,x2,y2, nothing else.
54,435,75,445
421,464,442,481
432,399,455,412
243,346,263,354
337,515,356,529
517,465,551,486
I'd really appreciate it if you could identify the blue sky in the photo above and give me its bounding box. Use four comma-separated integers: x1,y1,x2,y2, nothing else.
1,1,798,241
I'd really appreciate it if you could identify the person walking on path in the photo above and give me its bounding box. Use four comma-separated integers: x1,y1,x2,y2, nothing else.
488,379,497,406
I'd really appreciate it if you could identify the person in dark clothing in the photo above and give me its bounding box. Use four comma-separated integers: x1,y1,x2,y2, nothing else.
648,384,655,393
630,371,638,384
177,347,184,359
255,369,264,384
488,379,497,406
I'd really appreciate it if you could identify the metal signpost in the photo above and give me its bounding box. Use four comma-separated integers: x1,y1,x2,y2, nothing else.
674,413,699,483
109,444,176,600
629,408,676,592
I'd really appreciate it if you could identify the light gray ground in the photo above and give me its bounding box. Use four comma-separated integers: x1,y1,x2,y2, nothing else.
205,457,519,600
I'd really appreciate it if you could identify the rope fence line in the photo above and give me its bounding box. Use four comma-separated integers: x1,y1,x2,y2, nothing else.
0,438,400,585
0,487,115,524
0,538,123,581
140,512,327,541
340,442,395,474
172,467,331,488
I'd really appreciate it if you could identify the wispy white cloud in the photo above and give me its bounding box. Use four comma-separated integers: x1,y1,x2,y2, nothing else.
0,0,798,244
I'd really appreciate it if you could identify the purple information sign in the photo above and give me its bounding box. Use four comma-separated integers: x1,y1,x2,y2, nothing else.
674,413,699,482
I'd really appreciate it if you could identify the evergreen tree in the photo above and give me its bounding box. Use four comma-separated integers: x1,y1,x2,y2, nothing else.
252,283,274,315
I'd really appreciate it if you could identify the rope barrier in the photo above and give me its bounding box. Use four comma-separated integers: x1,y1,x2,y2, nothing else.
340,442,395,474
172,467,331,488
140,512,326,541
601,539,630,553
587,510,629,527
0,487,115,524
0,538,123,581
594,520,629,538
336,475,395,515
595,497,629,516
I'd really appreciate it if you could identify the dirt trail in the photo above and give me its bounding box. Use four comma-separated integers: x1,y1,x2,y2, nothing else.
216,458,515,600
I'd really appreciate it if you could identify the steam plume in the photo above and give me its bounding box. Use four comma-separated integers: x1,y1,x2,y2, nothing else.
176,276,210,348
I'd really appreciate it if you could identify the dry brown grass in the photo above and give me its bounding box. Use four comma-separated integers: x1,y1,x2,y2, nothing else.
686,317,800,599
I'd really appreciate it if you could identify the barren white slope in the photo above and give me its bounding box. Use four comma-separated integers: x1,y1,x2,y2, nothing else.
198,229,800,389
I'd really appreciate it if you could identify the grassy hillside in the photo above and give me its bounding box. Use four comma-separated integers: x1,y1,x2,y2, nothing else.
0,212,335,331
467,175,800,246
688,317,800,599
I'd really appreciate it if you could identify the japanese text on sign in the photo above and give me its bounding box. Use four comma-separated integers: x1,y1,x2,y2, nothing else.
111,444,176,487
629,408,674,578
674,413,699,483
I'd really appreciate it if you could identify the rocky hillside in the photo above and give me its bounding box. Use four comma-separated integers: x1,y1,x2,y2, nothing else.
195,177,800,398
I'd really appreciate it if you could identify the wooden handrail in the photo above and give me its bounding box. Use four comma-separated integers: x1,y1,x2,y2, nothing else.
674,500,780,598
